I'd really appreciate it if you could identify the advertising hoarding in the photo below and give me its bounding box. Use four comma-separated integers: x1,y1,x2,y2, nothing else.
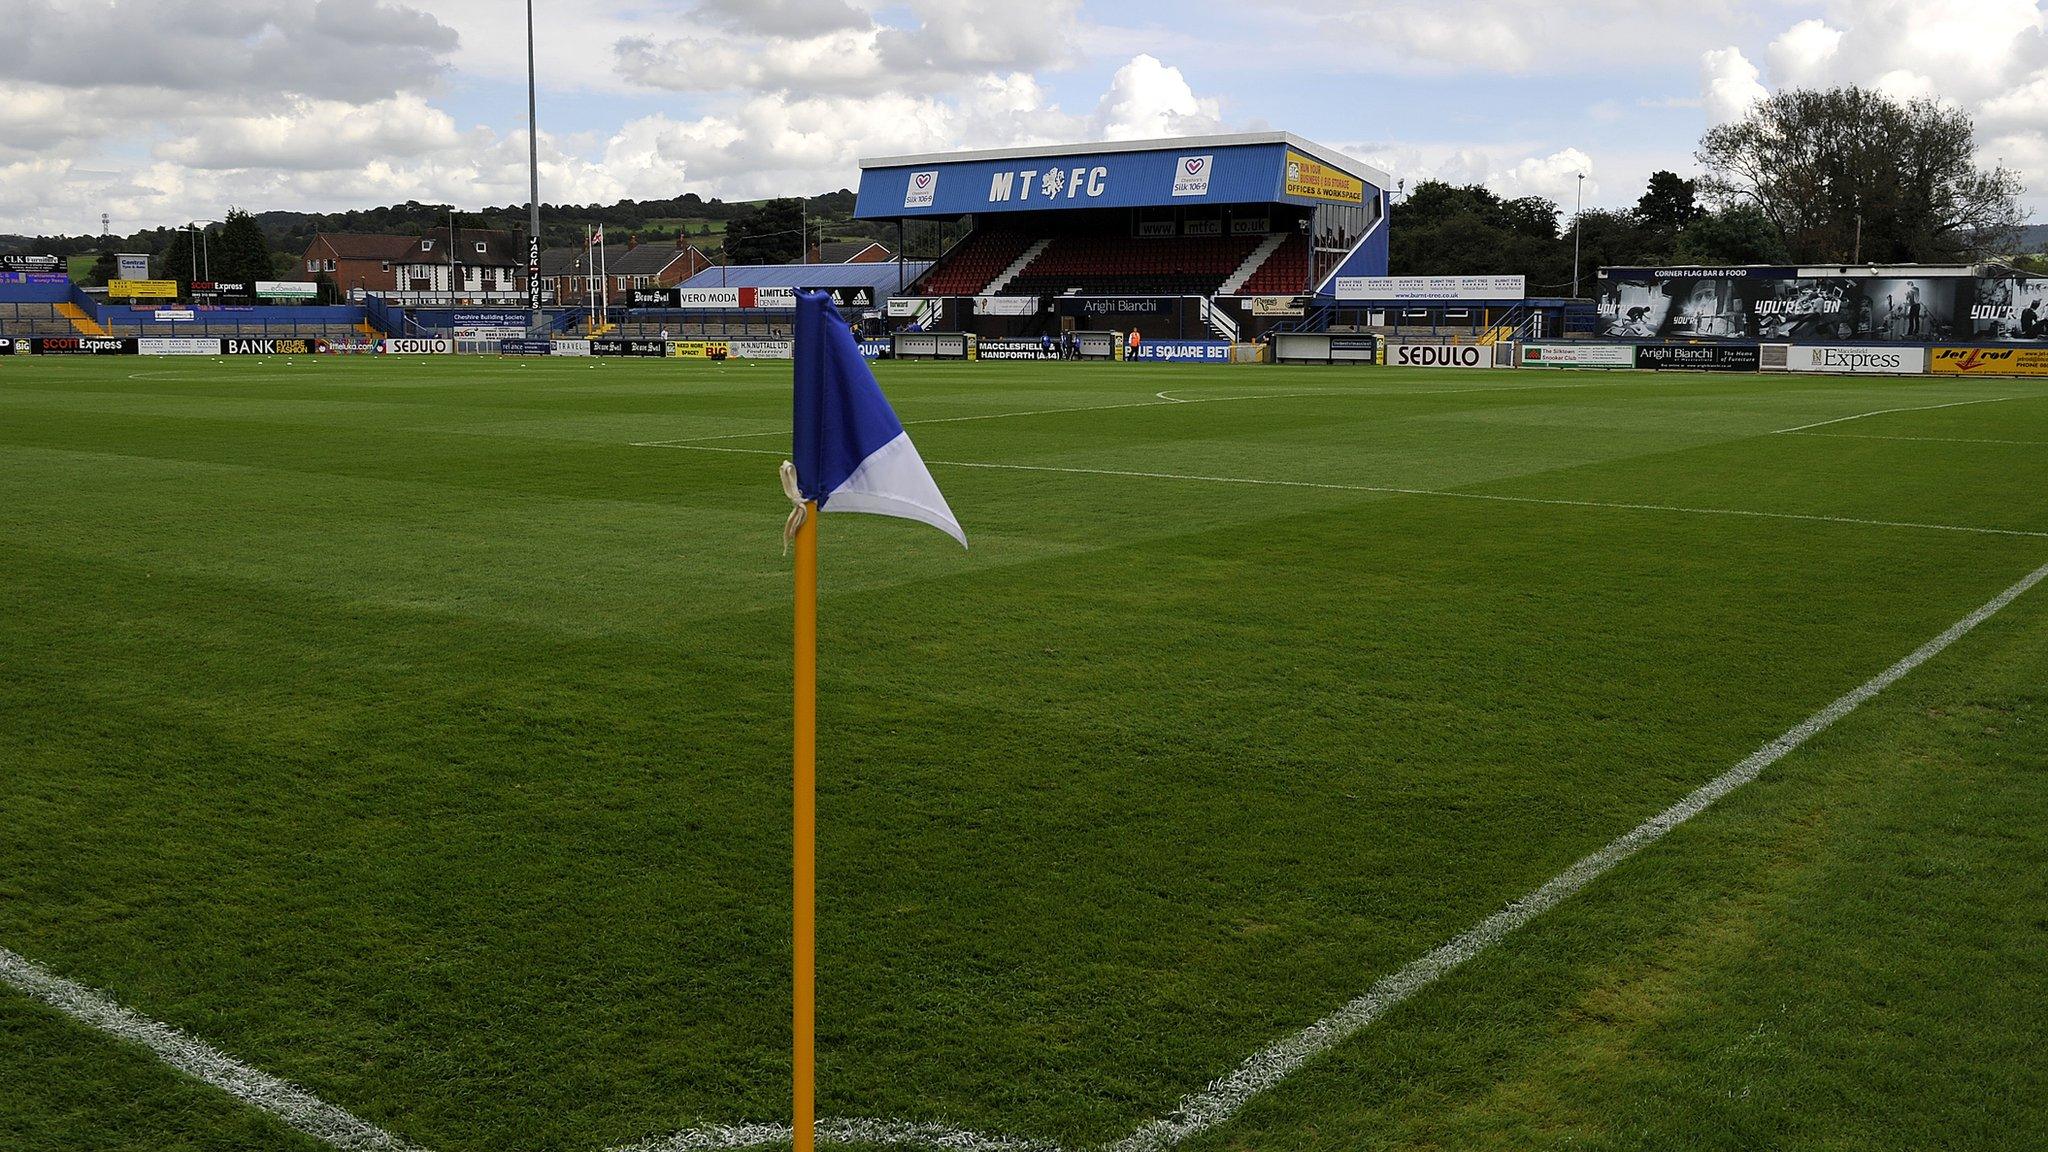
109,279,178,299
1334,275,1525,301
1599,270,1969,342
138,337,223,355
976,338,1062,361
378,338,450,355
1520,342,1633,368
1387,343,1493,368
1929,347,2048,376
1632,342,1759,371
1282,150,1365,204
592,338,667,357
224,337,323,354
665,340,732,359
971,296,1040,316
33,337,136,354
1781,345,1928,374
1057,297,1172,317
1131,340,1232,362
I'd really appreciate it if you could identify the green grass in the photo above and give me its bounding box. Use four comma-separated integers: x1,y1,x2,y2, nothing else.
1,357,2043,1151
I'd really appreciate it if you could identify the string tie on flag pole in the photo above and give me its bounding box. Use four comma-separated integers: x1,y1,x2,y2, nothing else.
780,460,807,555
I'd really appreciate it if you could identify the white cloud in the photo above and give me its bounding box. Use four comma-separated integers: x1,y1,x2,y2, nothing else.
696,0,872,35
1489,148,1595,204
1093,55,1224,140
1346,140,1598,208
9,0,2048,235
615,0,1084,98
1278,0,1753,75
1,0,457,103
154,95,463,171
1701,46,1769,123
1765,19,1843,86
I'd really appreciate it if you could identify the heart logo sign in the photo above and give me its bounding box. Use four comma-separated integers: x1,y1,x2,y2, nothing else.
1172,154,1215,198
904,169,939,208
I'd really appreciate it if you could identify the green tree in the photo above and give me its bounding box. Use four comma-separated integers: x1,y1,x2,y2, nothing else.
1389,181,1571,287
1635,170,1702,236
157,229,197,295
1673,205,1794,265
1697,86,2024,262
212,209,274,286
723,199,804,265
1571,208,1666,270
83,251,120,288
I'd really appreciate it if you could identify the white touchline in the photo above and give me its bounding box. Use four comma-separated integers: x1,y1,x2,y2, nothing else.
1785,430,2048,447
637,443,2048,542
0,945,421,1152
611,555,2048,1152
1769,395,2019,435
1106,553,2048,1151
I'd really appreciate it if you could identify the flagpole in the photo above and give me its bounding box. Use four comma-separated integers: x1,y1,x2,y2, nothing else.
792,499,818,1152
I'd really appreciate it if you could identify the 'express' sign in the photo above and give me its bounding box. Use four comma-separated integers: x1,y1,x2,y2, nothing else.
33,337,135,355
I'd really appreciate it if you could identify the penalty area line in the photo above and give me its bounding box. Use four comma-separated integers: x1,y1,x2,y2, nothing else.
1769,395,2018,435
0,945,422,1152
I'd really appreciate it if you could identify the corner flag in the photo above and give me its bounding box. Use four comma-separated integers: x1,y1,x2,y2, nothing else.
782,290,962,1152
789,291,965,546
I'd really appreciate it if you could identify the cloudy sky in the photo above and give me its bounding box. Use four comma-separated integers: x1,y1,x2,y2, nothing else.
4,0,2046,235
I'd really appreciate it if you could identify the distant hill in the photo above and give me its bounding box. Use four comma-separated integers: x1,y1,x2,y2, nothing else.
2013,223,2048,254
0,189,885,264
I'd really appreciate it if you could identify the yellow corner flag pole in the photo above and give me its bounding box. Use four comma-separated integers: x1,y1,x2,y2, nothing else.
793,498,819,1152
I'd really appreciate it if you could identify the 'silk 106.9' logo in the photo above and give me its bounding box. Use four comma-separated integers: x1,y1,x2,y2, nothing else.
903,170,938,209
1171,155,1213,198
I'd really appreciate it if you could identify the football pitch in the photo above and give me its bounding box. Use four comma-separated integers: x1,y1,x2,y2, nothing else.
3,356,2045,1152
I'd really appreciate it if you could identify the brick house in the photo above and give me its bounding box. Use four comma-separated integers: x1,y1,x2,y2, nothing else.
537,237,712,306
303,228,529,304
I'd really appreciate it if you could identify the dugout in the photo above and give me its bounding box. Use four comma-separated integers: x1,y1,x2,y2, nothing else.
854,133,1393,343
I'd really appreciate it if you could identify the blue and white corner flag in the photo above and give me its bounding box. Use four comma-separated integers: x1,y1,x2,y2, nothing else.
788,291,965,546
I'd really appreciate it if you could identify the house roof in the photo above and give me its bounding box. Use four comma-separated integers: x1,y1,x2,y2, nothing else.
811,240,891,264
310,233,418,260
611,243,700,276
537,242,706,278
403,228,523,266
309,229,527,265
678,260,931,291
